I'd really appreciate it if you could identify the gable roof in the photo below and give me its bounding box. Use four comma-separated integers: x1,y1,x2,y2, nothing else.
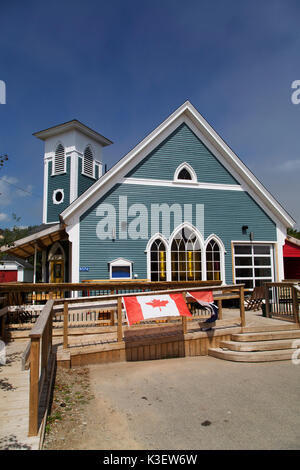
61,101,295,228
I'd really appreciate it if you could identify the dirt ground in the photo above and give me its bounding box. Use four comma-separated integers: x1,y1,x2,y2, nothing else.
43,355,300,450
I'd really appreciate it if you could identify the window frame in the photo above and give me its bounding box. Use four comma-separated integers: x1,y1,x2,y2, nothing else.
52,143,66,176
233,242,275,290
109,258,133,280
173,162,197,184
82,145,95,179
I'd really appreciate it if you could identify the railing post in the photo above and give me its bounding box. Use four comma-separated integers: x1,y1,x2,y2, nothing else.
264,284,270,318
217,299,222,320
117,297,123,343
239,285,246,328
28,337,40,437
292,286,299,324
63,300,68,349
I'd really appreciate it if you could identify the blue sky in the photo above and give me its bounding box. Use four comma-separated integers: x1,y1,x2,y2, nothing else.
0,0,300,228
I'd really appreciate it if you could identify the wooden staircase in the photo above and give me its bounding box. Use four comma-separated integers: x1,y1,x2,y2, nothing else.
208,324,300,362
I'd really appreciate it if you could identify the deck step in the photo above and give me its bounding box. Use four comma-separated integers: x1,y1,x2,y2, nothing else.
219,338,298,352
241,324,300,333
208,347,297,362
231,329,300,342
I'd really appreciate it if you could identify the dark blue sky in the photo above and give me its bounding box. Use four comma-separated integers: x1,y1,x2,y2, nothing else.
0,0,300,228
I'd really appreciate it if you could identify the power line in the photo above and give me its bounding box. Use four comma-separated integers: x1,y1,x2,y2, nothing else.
0,177,42,199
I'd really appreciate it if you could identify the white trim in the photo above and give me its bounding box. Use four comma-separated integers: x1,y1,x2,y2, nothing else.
169,222,205,281
109,257,133,280
205,234,226,284
43,159,49,224
174,162,197,183
82,145,96,179
145,233,169,281
61,101,295,228
70,151,79,203
122,177,243,191
232,242,275,289
52,141,66,176
52,188,65,205
65,219,80,283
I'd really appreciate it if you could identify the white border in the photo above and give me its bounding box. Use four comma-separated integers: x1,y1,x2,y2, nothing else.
109,257,133,280
174,162,197,183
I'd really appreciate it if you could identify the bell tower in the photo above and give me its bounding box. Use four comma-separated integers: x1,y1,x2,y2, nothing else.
34,120,112,224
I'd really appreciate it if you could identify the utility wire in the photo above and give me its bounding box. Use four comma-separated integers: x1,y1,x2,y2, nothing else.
0,176,42,199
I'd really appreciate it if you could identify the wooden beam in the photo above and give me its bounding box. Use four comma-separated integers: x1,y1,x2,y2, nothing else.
117,297,123,342
63,301,68,349
28,337,40,436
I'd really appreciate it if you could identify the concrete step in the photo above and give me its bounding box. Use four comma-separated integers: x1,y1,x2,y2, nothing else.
219,338,298,352
208,347,297,362
231,329,300,343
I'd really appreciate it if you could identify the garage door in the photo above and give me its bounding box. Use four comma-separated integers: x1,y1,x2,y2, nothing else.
0,270,18,282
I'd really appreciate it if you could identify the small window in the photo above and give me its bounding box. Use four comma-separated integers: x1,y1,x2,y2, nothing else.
54,144,65,175
109,258,132,279
111,266,131,278
83,145,94,178
174,163,197,183
53,188,64,205
178,168,192,180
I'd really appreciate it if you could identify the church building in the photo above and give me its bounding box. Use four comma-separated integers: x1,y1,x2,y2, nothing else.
2,101,295,288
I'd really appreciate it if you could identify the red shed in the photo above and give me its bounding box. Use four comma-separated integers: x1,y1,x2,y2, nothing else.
283,236,300,280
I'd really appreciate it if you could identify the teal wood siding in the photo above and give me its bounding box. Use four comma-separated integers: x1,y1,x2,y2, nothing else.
47,158,71,223
78,157,97,197
79,183,277,283
126,123,239,184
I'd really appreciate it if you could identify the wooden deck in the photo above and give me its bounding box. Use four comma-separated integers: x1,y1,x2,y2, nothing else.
0,341,40,450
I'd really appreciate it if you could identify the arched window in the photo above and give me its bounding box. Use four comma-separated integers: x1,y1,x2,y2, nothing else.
150,238,167,281
177,168,192,180
54,144,65,175
206,239,221,281
174,162,197,183
171,227,202,281
83,145,94,177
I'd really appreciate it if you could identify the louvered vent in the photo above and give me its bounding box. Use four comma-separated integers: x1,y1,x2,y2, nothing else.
83,146,94,177
54,144,65,174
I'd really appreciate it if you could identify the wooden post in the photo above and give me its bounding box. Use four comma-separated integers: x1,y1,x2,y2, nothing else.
239,285,246,328
0,314,5,341
63,301,68,349
182,292,187,335
264,284,270,318
28,337,40,437
110,309,115,326
117,297,123,343
217,299,222,320
292,286,299,324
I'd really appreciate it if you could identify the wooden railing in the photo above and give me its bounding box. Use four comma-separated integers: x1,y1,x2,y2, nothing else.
28,298,54,437
55,283,246,349
264,282,300,323
0,280,222,306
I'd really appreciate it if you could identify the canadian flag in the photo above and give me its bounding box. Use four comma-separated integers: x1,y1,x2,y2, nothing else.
122,293,192,326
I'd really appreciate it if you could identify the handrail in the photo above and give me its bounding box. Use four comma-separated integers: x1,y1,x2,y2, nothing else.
0,280,222,293
264,281,299,323
28,299,54,437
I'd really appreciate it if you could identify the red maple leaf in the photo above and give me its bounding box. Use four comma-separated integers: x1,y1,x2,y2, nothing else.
146,299,169,311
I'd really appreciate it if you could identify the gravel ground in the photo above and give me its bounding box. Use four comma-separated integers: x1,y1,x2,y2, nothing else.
43,355,300,450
